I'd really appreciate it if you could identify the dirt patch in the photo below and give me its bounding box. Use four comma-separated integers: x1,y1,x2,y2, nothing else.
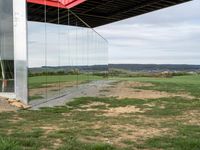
104,81,194,100
177,110,200,126
40,125,63,135
75,102,145,116
61,112,72,117
81,123,170,148
144,103,156,107
53,139,63,149
111,124,170,145
81,102,109,108
73,102,109,112
8,115,24,123
103,106,144,117
40,125,64,149
76,99,177,148
121,81,154,88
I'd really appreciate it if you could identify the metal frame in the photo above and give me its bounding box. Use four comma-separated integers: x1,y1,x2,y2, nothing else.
27,0,191,27
27,0,86,8
13,0,28,104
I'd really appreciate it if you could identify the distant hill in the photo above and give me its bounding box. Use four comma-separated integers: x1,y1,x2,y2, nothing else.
29,65,108,73
29,64,200,74
109,64,200,72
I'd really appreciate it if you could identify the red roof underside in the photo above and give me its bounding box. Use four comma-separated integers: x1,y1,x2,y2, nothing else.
27,0,86,9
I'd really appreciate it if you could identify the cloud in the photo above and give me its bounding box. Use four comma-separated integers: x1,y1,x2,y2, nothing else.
96,0,200,65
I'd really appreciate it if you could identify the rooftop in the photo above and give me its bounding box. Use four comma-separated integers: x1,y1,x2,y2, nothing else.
27,0,191,27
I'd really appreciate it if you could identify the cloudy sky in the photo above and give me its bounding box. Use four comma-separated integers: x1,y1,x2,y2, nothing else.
96,0,200,65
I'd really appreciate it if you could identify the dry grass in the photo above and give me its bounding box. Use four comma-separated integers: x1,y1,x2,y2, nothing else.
0,77,200,150
103,81,194,100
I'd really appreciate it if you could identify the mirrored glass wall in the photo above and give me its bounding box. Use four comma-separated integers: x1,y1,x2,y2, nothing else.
28,7,108,104
0,0,14,93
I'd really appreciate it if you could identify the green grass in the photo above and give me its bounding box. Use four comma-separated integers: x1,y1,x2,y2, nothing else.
142,125,200,150
0,137,20,150
1,96,200,149
29,95,44,100
1,75,200,149
111,75,200,97
29,74,103,89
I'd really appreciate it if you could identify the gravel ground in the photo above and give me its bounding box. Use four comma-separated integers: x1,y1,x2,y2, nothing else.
30,80,115,110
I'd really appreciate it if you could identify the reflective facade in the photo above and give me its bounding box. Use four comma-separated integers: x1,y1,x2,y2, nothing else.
0,1,108,104
0,0,14,92
27,9,108,104
13,0,28,103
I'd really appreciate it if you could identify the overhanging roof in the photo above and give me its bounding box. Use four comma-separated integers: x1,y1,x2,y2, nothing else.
27,0,191,28
27,0,86,9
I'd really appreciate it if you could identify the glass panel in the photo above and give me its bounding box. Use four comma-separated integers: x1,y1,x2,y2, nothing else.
78,27,88,85
0,0,14,93
27,7,108,104
46,22,60,99
27,3,46,104
28,21,46,103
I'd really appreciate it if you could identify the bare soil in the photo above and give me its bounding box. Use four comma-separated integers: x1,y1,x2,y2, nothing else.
103,81,194,99
178,110,200,126
76,103,145,116
103,106,144,117
80,118,171,147
0,97,18,112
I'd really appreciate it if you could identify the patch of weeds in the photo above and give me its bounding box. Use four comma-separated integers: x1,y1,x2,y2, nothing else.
99,94,107,97
80,128,103,137
58,136,116,150
143,105,182,117
29,95,44,101
0,137,20,150
47,130,71,139
0,120,14,129
90,105,108,110
73,97,150,108
10,128,44,139
108,98,149,108
67,97,92,108
121,139,137,146
142,125,200,150
40,106,70,113
142,97,199,117
108,81,122,86
67,97,114,110
99,89,110,92
1,76,200,150
50,89,60,92
16,137,43,148
70,111,103,122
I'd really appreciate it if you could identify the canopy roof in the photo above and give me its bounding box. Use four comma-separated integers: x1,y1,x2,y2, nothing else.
27,0,191,28
27,0,86,9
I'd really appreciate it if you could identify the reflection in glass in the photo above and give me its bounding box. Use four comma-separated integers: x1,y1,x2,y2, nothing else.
28,6,108,104
0,0,14,93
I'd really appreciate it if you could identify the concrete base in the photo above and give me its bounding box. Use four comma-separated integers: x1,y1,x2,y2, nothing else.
0,93,16,99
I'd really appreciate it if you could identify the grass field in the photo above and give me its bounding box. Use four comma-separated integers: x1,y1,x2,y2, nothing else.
112,75,200,98
0,75,200,150
28,74,104,89
28,74,105,101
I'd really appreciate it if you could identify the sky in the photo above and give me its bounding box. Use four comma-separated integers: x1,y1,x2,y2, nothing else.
95,0,200,65
28,0,200,67
28,23,108,67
